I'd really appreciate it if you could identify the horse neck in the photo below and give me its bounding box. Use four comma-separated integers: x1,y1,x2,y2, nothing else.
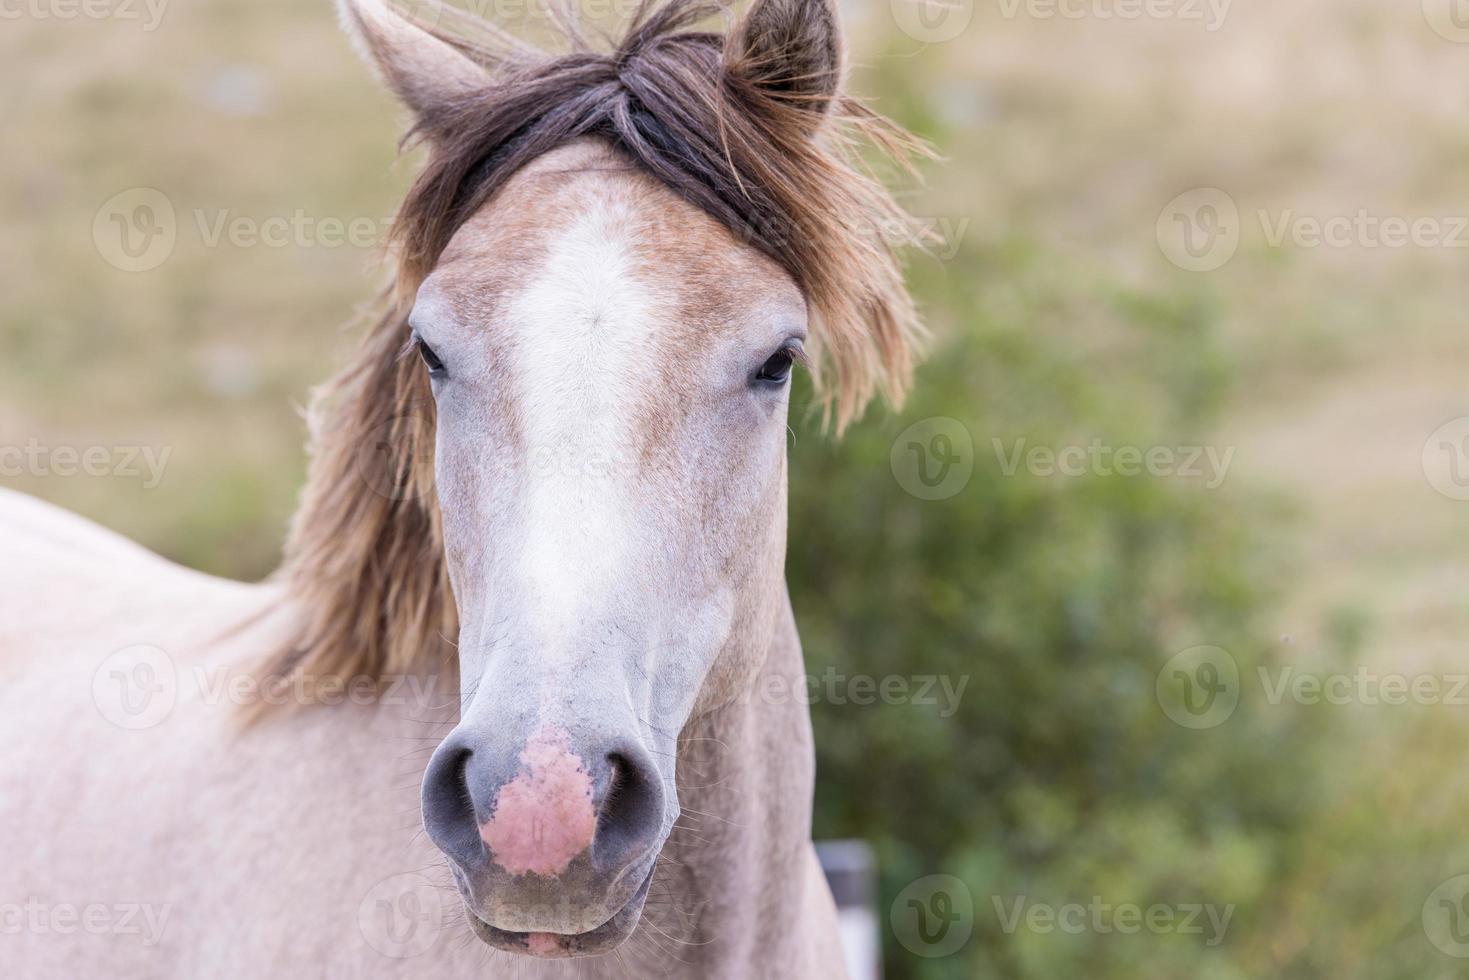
622,593,820,973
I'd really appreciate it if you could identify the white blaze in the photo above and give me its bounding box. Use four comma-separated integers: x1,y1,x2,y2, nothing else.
505,200,657,651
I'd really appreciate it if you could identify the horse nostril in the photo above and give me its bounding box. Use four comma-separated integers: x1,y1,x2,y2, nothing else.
422,741,485,870
598,754,634,832
592,747,662,874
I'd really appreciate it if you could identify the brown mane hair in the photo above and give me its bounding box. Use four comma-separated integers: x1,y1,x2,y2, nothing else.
261,0,930,703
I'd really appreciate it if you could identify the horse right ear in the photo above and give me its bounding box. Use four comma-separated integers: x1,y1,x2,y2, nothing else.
336,0,493,118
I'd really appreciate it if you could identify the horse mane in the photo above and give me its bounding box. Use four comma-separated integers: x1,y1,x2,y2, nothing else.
258,0,929,707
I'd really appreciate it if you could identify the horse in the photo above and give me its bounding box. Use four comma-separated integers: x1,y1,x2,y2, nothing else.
0,0,927,975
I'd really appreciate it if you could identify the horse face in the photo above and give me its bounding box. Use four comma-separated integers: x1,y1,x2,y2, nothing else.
410,143,804,955
329,0,897,957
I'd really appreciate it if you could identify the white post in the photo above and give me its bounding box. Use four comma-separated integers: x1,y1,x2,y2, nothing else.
816,839,881,980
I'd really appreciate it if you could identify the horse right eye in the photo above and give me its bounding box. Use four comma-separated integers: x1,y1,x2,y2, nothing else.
417,340,447,378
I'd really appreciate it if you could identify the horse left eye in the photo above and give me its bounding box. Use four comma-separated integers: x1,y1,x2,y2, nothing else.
755,348,795,385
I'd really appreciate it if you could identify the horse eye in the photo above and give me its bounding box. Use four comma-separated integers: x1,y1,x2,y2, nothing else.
417,339,447,378
755,347,796,385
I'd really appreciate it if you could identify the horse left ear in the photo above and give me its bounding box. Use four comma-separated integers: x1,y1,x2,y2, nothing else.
725,0,844,123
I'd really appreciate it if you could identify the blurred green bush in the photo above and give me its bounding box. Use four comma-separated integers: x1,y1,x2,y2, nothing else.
788,239,1342,979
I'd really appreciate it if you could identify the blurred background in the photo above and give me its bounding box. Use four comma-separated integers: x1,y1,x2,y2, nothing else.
4,0,1469,977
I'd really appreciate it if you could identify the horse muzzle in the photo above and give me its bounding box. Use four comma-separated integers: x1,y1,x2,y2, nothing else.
421,712,668,956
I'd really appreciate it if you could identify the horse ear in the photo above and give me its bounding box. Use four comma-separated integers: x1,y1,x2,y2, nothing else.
336,0,492,117
725,0,844,123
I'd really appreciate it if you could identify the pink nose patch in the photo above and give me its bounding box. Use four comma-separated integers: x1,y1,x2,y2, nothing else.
479,723,597,876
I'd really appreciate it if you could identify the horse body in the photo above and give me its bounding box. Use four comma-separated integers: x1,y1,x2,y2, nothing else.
0,489,842,977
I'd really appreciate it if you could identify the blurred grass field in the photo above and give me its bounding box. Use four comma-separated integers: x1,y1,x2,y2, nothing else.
4,0,1469,976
